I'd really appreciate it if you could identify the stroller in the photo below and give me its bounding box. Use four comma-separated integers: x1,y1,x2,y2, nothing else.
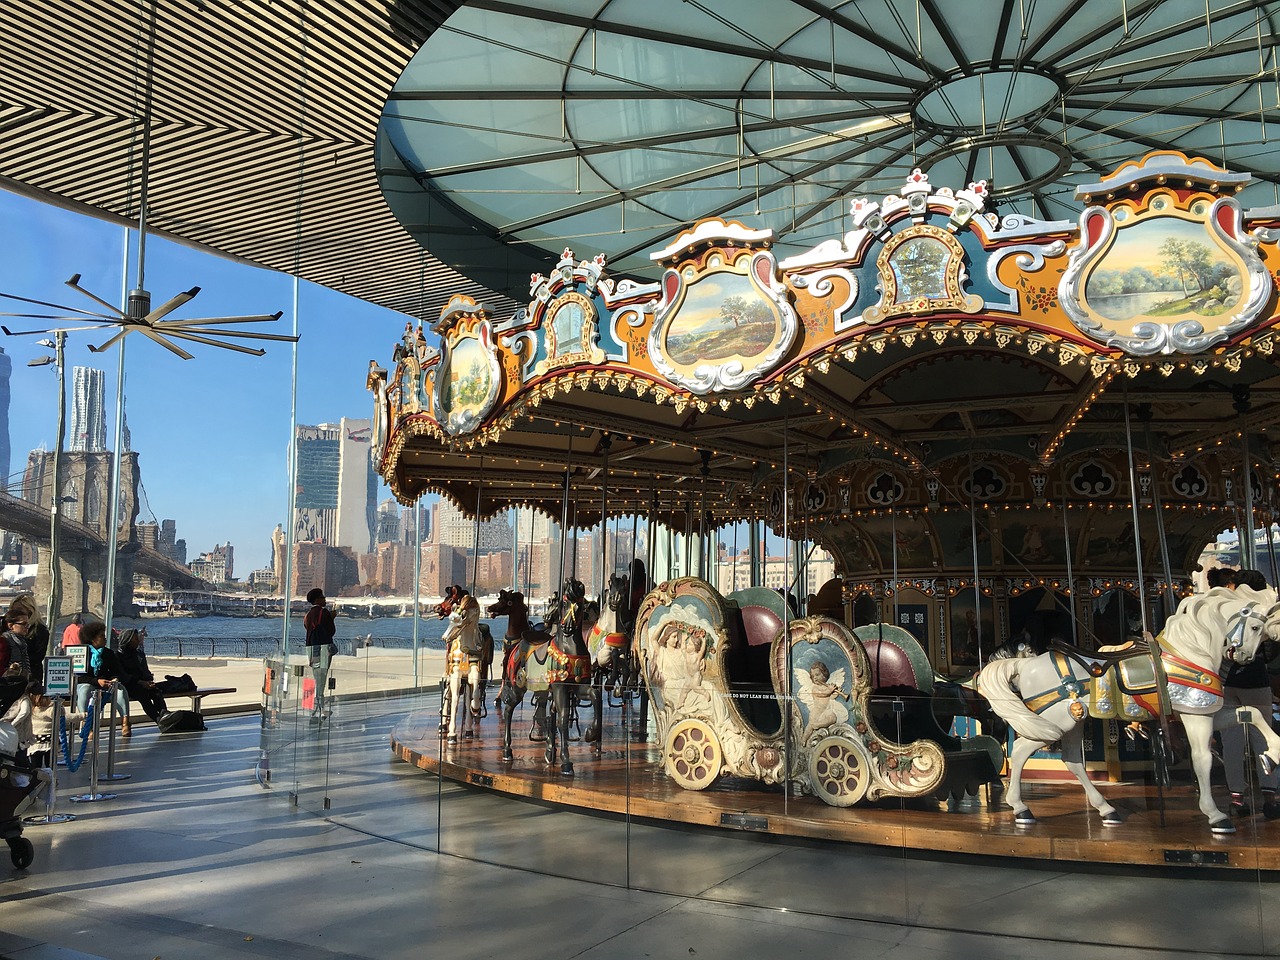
0,677,38,870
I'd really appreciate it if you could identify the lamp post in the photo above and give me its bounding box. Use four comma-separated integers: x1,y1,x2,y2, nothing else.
28,331,66,633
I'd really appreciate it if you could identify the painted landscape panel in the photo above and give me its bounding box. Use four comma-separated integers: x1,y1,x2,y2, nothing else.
666,271,781,365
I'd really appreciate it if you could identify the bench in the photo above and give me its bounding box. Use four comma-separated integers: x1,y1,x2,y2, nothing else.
174,687,238,715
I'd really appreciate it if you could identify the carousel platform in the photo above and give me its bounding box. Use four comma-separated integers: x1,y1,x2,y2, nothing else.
392,702,1280,874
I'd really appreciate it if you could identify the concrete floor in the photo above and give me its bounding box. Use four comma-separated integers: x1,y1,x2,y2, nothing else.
0,694,1276,960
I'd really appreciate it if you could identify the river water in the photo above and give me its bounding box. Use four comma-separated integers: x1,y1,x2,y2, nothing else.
108,614,507,659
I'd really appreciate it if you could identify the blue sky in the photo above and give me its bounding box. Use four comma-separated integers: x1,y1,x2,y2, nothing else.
1,188,413,574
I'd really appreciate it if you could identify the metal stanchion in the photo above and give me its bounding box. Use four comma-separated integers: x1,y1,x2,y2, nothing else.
69,689,117,803
22,696,75,825
100,682,131,783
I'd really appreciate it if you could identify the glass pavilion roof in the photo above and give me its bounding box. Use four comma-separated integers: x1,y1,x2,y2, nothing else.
379,0,1280,301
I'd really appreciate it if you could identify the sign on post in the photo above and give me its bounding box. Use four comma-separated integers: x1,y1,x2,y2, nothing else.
44,656,74,697
67,646,87,673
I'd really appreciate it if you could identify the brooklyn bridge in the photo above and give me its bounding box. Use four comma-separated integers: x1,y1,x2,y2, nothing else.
1,450,203,618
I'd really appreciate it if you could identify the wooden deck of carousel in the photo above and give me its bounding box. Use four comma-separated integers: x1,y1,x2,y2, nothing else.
391,701,1280,874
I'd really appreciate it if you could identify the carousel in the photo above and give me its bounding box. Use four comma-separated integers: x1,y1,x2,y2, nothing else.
370,147,1280,871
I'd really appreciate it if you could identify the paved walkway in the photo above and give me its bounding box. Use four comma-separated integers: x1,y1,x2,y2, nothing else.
0,691,1276,960
140,650,446,719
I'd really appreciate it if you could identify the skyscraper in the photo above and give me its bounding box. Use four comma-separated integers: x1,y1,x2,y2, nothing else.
70,366,106,452
294,418,376,556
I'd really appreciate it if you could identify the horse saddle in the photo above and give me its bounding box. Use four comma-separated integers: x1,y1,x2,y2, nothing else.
1089,656,1158,721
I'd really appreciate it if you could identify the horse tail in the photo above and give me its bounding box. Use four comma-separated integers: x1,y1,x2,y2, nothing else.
977,658,1064,742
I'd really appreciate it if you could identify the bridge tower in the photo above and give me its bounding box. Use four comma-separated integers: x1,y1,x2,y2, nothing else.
22,449,140,619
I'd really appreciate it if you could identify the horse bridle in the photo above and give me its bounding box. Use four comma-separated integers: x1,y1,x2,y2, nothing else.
1223,602,1267,661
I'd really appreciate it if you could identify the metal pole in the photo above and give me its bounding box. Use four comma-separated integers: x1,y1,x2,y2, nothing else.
749,518,760,586
782,419,793,803
281,273,300,659
557,439,573,595
967,454,984,664
69,689,116,803
100,681,130,782
1236,387,1257,570
511,507,519,594
22,697,74,825
102,336,127,635
1060,471,1078,646
1122,393,1150,636
470,457,484,595
890,506,899,629
1139,412,1178,619
698,450,709,581
525,507,534,596
599,435,611,599
413,500,422,688
45,331,67,631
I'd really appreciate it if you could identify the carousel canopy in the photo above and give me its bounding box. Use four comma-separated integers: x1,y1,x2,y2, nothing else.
366,3,1280,585
380,0,1280,301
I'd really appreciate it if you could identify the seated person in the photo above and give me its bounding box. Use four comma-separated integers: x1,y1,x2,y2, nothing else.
117,628,166,724
1,680,35,757
74,621,131,735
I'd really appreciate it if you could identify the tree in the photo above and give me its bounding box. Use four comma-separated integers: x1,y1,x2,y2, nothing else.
1158,237,1214,296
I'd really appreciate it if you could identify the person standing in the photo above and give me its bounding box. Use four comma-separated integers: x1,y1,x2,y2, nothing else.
303,588,337,722
0,612,32,681
3,595,48,683
59,612,84,654
1221,568,1280,819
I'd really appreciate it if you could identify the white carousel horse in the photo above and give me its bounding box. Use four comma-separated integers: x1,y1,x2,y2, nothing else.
440,593,491,743
978,585,1280,833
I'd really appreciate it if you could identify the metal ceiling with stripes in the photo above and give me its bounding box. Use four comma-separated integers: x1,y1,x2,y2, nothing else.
0,0,511,322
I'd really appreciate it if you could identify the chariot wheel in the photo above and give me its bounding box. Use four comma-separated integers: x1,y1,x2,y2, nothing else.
663,719,722,790
807,737,870,807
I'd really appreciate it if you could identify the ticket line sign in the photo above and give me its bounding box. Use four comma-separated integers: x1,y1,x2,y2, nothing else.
44,656,74,697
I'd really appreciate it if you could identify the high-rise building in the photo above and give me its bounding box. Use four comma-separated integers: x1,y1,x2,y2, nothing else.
513,506,555,544
0,347,11,492
431,499,511,552
400,502,428,544
70,366,106,453
294,418,376,568
190,542,234,583
375,497,401,545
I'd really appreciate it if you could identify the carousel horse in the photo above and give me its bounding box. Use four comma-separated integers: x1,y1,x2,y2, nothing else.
439,590,494,742
486,588,546,737
498,577,601,775
978,584,1280,833
588,573,632,699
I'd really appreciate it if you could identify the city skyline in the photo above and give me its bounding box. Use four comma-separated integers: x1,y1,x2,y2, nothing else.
0,187,424,573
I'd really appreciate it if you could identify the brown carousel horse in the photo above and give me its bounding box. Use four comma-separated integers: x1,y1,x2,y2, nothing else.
498,577,601,775
486,588,546,738
436,585,494,741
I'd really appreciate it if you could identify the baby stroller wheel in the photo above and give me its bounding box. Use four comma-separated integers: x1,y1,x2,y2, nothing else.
9,836,33,870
